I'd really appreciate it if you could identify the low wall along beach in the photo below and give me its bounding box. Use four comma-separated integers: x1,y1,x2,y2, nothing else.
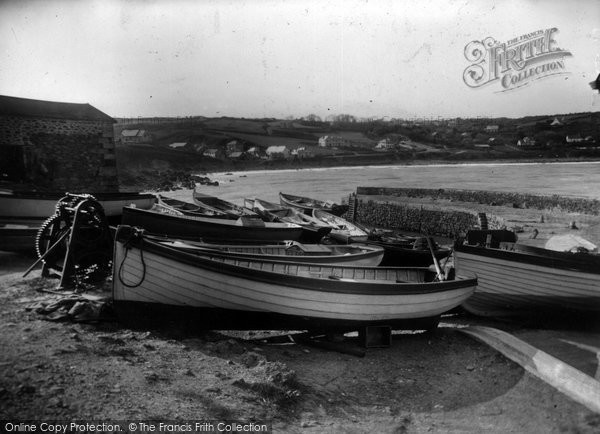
353,187,600,239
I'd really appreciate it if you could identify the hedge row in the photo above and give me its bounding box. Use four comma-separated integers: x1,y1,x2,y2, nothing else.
356,187,600,215
355,199,504,238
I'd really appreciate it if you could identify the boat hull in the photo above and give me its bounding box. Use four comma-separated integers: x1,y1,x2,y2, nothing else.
454,245,600,316
368,241,452,267
0,226,38,252
113,229,477,330
122,206,304,242
113,301,441,331
297,225,333,243
0,191,155,223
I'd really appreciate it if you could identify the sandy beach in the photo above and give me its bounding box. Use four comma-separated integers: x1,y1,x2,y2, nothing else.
2,191,600,432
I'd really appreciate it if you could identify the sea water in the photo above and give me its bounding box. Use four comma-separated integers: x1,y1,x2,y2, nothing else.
168,161,600,206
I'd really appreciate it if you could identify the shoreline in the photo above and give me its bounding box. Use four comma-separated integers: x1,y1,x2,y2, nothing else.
205,158,600,177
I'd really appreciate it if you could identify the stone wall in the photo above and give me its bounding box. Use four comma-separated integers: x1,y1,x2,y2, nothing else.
354,199,503,238
357,186,600,215
0,115,118,192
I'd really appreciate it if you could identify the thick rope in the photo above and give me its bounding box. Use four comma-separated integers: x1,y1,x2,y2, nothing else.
118,229,147,288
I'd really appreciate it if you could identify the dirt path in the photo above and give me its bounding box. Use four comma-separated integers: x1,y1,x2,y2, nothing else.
0,263,599,433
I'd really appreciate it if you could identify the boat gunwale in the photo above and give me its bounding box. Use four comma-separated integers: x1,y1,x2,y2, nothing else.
153,238,385,264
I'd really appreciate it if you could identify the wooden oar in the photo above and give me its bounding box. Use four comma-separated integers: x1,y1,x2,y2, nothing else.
22,229,71,278
426,236,445,281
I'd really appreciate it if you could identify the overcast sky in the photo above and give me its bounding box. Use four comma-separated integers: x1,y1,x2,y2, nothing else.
1,0,599,119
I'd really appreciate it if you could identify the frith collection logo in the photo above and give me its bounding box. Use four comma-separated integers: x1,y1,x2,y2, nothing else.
463,28,572,92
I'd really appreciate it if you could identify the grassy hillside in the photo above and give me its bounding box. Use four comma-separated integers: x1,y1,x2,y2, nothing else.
113,112,600,190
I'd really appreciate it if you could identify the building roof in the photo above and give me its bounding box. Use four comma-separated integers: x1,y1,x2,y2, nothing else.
169,142,187,148
0,95,114,122
122,129,144,137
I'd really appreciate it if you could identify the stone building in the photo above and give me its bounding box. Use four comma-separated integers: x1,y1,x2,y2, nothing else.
0,95,119,192
318,135,349,148
265,145,290,159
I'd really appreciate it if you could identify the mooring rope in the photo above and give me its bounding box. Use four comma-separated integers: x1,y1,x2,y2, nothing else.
118,228,147,288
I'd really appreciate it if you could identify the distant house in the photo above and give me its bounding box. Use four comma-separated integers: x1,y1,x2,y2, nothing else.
375,139,396,151
291,146,314,159
226,140,244,155
121,129,150,143
203,148,224,159
191,143,206,153
168,142,187,149
245,146,265,159
550,117,563,127
517,137,536,147
265,145,290,159
485,125,499,133
318,135,349,148
566,135,584,143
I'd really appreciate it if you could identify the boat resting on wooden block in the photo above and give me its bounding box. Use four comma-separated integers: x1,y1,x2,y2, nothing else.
112,225,477,330
121,205,304,243
150,237,384,266
454,230,600,317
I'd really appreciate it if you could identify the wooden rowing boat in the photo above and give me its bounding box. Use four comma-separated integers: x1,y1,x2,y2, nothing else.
113,225,477,330
279,192,348,216
156,195,231,218
245,197,332,242
193,187,258,218
312,209,369,243
150,237,384,266
121,205,304,243
454,230,600,317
